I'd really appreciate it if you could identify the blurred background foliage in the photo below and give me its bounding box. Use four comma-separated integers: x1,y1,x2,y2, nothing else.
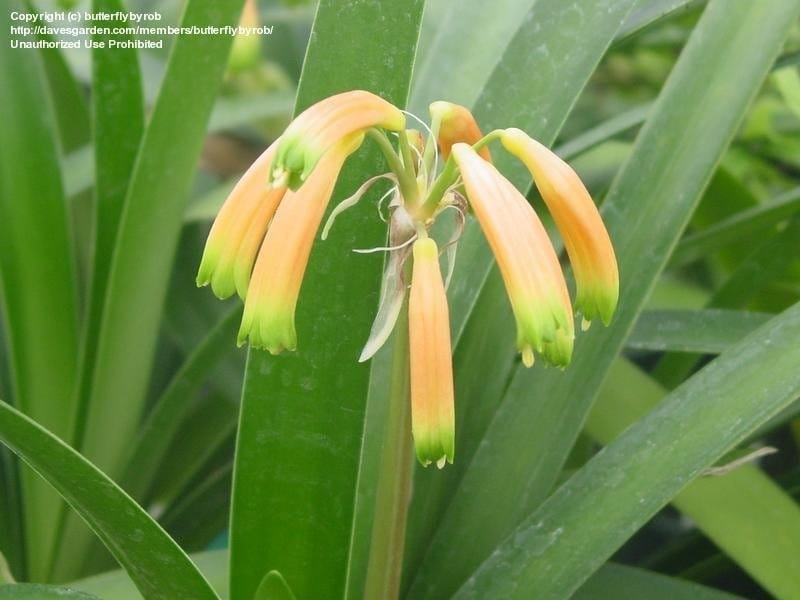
1,0,800,598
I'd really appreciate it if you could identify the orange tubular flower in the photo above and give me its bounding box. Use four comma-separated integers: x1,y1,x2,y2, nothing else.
451,143,574,367
409,237,455,468
500,128,619,326
429,101,491,162
272,90,406,189
196,139,287,299
237,132,364,353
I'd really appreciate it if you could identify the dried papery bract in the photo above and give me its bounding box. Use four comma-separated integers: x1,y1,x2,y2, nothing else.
501,128,619,326
452,143,574,367
409,237,455,468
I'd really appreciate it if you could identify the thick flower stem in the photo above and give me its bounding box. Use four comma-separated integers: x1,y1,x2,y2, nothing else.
363,300,414,600
419,129,504,219
367,128,418,206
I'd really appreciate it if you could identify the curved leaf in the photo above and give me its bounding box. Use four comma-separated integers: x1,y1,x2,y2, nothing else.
229,3,424,599
408,0,800,596
56,0,246,580
0,401,218,600
456,301,800,599
0,2,80,579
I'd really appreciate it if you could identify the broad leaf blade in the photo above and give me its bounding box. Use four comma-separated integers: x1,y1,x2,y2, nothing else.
0,401,218,600
229,2,424,599
55,0,246,580
0,3,80,579
456,301,800,598
588,359,800,599
409,0,800,596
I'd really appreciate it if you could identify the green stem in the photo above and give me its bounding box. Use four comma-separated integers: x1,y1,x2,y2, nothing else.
420,156,457,218
421,112,442,175
419,129,504,218
398,129,417,174
367,128,418,204
363,301,413,600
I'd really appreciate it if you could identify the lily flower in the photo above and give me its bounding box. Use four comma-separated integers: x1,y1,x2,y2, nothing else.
198,90,620,469
237,132,364,353
500,128,619,326
429,101,491,161
272,90,405,189
196,139,287,299
451,143,574,367
409,237,455,468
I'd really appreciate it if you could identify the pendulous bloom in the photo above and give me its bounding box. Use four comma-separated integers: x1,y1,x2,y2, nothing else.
237,132,364,353
452,143,574,367
409,237,455,468
196,139,287,300
198,89,618,467
500,128,619,326
271,90,405,189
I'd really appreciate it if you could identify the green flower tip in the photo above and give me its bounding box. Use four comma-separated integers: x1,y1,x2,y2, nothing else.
237,301,297,355
576,282,618,327
414,425,455,469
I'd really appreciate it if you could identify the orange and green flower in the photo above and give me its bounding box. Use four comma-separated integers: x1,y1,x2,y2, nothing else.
429,101,491,161
271,90,405,190
237,132,363,353
500,127,619,326
451,143,574,367
196,139,287,300
198,90,618,467
409,237,455,468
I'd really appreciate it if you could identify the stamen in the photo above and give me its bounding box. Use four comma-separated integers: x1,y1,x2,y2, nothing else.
437,199,467,289
321,173,397,240
353,234,418,254
402,109,439,183
376,186,398,223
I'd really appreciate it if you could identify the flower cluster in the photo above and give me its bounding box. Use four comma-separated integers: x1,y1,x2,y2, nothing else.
197,90,618,468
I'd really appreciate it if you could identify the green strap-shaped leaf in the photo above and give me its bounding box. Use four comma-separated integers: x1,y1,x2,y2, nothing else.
229,2,424,599
54,0,246,581
120,307,240,501
0,2,80,580
78,0,244,475
626,309,772,353
73,0,146,450
574,563,742,600
31,5,91,153
588,359,800,599
671,186,800,267
404,0,639,587
455,300,800,598
0,584,100,599
408,0,800,597
0,400,218,600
